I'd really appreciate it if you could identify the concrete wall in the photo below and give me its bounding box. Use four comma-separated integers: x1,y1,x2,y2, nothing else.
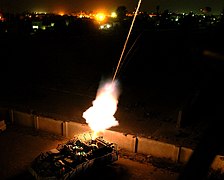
101,130,136,152
179,147,193,164
66,121,91,138
38,116,63,136
137,136,179,162
211,155,224,173
5,108,224,172
13,111,35,127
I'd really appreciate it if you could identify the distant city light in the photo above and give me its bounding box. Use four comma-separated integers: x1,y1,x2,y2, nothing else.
99,23,112,30
59,12,65,16
111,12,117,18
32,25,38,29
0,15,4,22
34,12,47,14
95,13,106,22
0,9,221,35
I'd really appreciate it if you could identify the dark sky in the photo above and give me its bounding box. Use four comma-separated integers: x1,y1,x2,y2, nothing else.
0,0,223,14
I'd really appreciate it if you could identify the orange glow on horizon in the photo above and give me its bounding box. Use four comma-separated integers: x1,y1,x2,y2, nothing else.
58,11,65,16
95,12,106,22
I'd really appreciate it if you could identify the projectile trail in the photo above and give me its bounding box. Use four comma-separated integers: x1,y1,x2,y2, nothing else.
112,0,142,82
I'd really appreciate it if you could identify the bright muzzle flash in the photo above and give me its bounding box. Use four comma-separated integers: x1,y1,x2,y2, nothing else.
82,79,120,139
83,0,141,139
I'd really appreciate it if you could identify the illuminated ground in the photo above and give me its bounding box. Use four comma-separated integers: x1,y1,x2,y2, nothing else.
0,27,224,150
0,125,179,180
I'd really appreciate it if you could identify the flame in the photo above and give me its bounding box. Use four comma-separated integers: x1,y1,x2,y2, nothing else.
82,79,120,139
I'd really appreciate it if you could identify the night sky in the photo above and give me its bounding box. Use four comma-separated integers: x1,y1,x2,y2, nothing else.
0,0,223,14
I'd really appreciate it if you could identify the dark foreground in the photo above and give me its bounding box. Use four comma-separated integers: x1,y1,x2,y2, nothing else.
0,125,179,180
1,125,224,180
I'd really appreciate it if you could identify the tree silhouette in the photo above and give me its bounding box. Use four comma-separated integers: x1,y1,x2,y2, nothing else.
201,6,212,14
156,5,160,15
116,6,128,21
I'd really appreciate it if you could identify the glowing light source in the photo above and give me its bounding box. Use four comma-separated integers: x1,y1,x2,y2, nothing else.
99,23,111,30
111,12,117,18
82,0,141,140
82,79,120,139
32,25,39,29
59,12,65,16
95,13,106,22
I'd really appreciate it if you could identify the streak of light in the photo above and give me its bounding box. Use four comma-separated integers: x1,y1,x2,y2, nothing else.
112,0,142,82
